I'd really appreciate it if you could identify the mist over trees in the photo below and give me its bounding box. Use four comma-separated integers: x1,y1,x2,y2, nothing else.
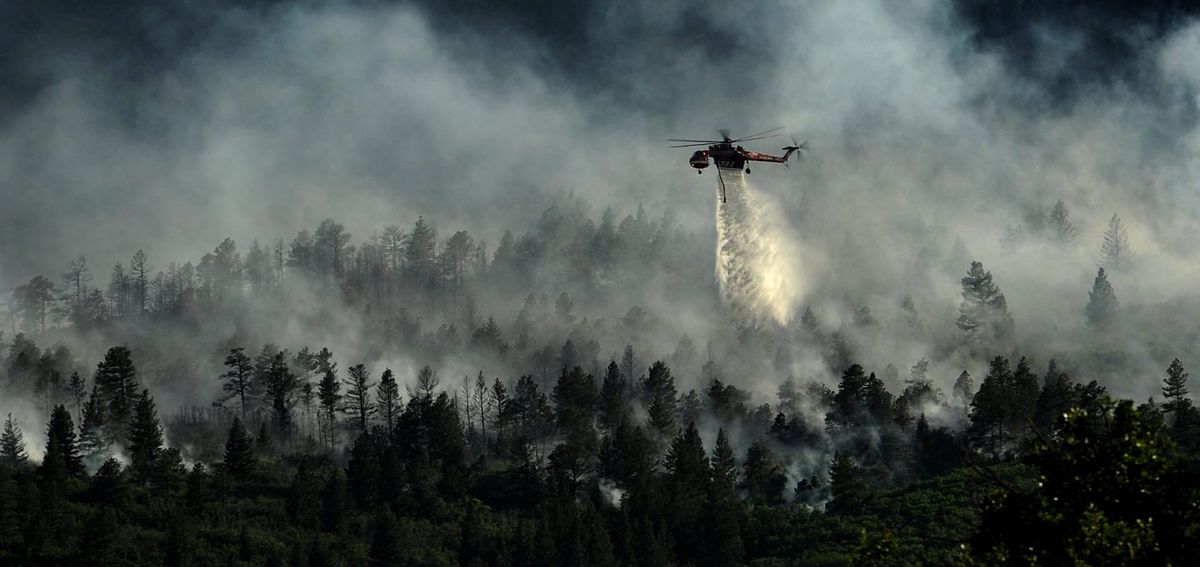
4,0,1200,563
0,194,1197,563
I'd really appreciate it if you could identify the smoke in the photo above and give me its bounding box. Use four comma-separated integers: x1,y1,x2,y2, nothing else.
714,169,809,325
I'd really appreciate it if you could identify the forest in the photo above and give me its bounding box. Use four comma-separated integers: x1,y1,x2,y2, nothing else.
1,197,1198,566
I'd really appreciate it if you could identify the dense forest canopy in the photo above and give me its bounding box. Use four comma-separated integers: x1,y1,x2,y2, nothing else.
3,0,1200,565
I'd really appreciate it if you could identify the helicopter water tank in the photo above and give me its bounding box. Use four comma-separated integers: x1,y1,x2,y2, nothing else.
689,151,710,169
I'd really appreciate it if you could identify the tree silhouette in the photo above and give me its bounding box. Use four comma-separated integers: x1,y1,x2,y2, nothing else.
1085,267,1119,330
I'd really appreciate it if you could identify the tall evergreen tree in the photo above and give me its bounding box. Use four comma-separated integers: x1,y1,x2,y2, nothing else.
828,451,868,514
1163,359,1190,414
127,389,164,484
0,414,28,466
223,417,255,477
663,422,708,565
67,372,86,423
318,366,341,450
42,405,83,482
640,361,677,440
741,442,786,505
264,352,300,445
705,428,743,566
1048,199,1077,245
598,361,626,432
375,368,400,433
343,364,376,434
219,347,255,419
1085,267,1119,330
93,346,138,443
956,261,1014,344
1099,213,1133,271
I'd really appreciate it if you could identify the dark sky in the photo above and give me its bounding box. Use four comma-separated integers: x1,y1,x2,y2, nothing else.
3,0,1197,116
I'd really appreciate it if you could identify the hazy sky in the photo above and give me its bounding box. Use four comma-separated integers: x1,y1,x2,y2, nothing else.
2,0,1197,288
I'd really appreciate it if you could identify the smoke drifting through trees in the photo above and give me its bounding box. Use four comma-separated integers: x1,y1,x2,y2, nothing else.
1,2,1199,562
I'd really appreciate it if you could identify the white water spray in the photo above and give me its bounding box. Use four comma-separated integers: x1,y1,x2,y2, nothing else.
714,168,806,325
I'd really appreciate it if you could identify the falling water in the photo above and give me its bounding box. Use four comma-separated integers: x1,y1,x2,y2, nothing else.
714,167,805,325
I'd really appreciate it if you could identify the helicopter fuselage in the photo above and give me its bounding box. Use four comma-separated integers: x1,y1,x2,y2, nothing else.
689,142,796,173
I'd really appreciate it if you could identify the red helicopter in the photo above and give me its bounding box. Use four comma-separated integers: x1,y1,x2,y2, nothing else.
669,127,805,202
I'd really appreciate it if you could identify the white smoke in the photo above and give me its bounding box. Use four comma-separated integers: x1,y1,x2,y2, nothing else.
714,168,809,325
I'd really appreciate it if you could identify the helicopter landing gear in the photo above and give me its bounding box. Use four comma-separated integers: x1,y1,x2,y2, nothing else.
697,170,702,174
745,168,751,174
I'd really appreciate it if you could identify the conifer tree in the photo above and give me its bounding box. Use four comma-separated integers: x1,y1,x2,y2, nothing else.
1163,359,1190,414
42,405,83,482
1085,267,1119,330
93,346,138,443
127,389,164,484
343,363,376,434
264,352,299,445
67,372,86,423
375,369,400,433
317,366,341,450
598,361,626,432
223,417,255,477
741,442,786,505
641,361,678,440
957,261,1014,343
1099,213,1133,271
79,382,108,458
664,423,708,565
704,427,743,565
1048,199,1077,245
0,414,28,466
953,370,974,405
828,451,867,514
219,347,255,419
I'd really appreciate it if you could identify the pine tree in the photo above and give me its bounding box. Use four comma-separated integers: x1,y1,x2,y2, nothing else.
828,451,867,514
1048,199,1077,245
343,364,376,434
953,370,974,405
1163,359,1190,414
707,430,744,567
1085,267,1119,330
664,423,708,565
79,382,108,458
127,389,164,484
223,417,255,477
264,352,299,445
220,347,255,419
317,366,341,450
598,361,626,432
93,346,138,443
957,261,1014,343
0,414,28,466
67,372,86,423
741,442,786,505
1099,213,1133,271
641,361,678,440
42,405,83,482
376,368,400,433
415,365,439,399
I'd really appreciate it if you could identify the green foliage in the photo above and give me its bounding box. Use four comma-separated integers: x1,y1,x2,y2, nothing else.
975,397,1200,564
128,389,164,484
0,414,28,467
223,417,256,478
956,261,1014,345
640,361,678,440
93,346,138,444
1085,267,1119,330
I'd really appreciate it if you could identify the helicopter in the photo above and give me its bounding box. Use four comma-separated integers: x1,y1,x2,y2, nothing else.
668,127,805,202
